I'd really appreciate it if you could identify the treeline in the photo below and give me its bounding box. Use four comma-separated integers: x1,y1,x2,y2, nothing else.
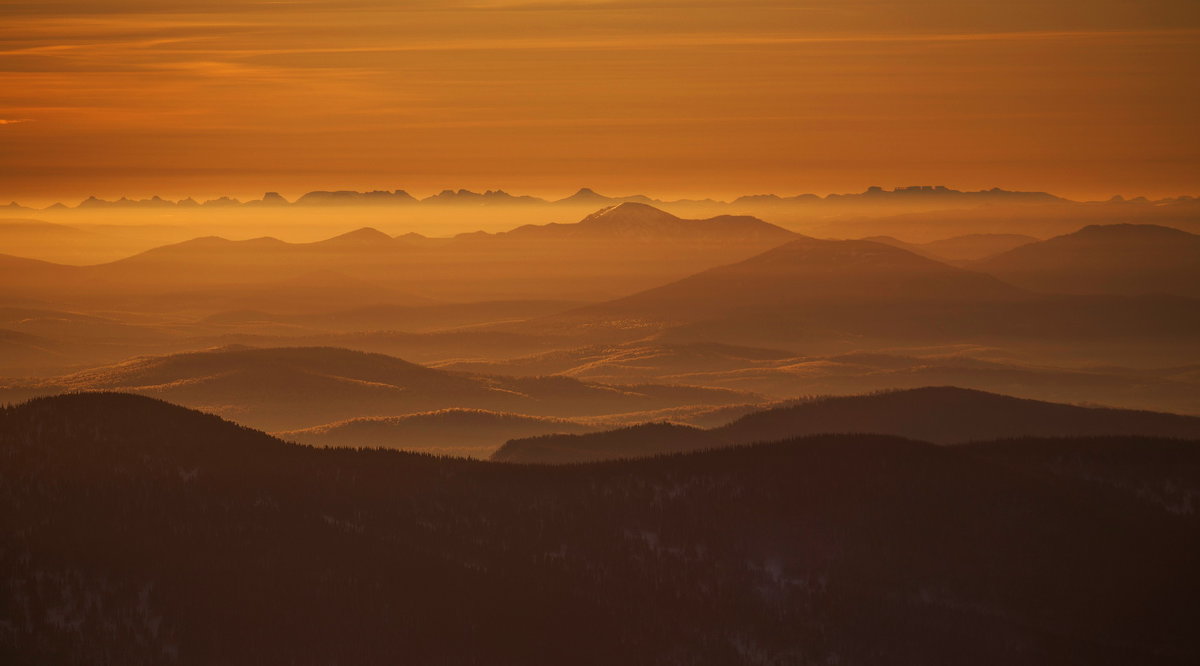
1,393,1198,665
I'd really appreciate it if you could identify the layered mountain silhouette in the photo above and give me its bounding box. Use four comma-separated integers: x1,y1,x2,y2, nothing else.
202,299,584,334
974,224,1200,297
562,237,1025,320
0,346,754,430
22,184,1066,212
536,233,1200,354
492,422,725,464
437,345,1200,415
813,197,1200,241
3,392,1196,664
536,237,1030,346
865,233,1038,262
436,341,796,379
485,202,797,243
293,189,418,206
493,386,1200,463
0,204,799,306
277,408,598,457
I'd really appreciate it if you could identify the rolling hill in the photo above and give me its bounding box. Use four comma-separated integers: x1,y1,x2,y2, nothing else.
3,392,1196,664
864,233,1038,262
973,224,1200,297
533,237,1032,344
493,386,1200,463
533,235,1200,356
0,346,755,430
486,202,797,243
2,204,801,307
276,408,598,457
442,345,1200,415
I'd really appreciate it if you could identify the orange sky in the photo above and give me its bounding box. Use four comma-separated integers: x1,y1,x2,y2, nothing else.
1,0,1198,205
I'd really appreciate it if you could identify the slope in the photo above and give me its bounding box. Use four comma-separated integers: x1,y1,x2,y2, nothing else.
493,386,1200,463
973,224,1200,297
2,392,1195,664
0,346,754,430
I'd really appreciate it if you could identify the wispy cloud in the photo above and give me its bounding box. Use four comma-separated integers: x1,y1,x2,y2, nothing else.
0,118,33,125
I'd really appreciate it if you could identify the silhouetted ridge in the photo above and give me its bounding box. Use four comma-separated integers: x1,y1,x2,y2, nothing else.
294,189,417,205
492,203,795,242
494,386,1200,463
277,408,596,453
577,237,1024,319
975,223,1200,297
316,226,395,245
4,345,754,431
718,386,1200,444
2,391,287,456
579,202,681,225
3,393,1196,663
47,184,1074,211
492,422,723,464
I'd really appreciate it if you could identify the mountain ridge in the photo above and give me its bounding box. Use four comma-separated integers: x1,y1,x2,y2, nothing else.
974,223,1200,297
3,390,1196,664
493,386,1200,463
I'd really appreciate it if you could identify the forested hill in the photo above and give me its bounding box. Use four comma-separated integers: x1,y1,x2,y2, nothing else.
2,392,1198,665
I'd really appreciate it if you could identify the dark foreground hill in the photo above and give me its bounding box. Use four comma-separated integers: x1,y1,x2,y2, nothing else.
494,386,1200,463
1,392,1197,665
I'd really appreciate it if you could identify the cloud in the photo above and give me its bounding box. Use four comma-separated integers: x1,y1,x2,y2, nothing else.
0,118,33,125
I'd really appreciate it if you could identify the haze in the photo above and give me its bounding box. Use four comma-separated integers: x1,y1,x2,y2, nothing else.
3,2,1200,664
3,0,1200,205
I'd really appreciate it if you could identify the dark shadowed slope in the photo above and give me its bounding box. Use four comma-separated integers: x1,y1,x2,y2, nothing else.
715,386,1200,444
532,237,1030,343
491,422,726,464
865,233,1038,262
534,235,1199,353
0,346,754,430
276,409,598,457
493,386,1200,463
974,224,1200,297
594,237,1025,316
2,392,1196,665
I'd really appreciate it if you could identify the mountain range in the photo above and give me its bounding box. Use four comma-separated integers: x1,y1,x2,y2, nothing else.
4,185,1070,211
529,227,1200,356
435,344,1200,416
3,391,1196,664
972,224,1200,297
864,233,1038,262
494,386,1200,463
276,409,600,458
0,346,754,430
0,203,801,305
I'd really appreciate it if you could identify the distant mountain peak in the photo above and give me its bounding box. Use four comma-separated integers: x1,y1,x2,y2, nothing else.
580,202,681,225
321,227,394,244
1071,223,1195,239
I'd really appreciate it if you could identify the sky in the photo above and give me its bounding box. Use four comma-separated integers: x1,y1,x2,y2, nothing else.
1,0,1198,205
